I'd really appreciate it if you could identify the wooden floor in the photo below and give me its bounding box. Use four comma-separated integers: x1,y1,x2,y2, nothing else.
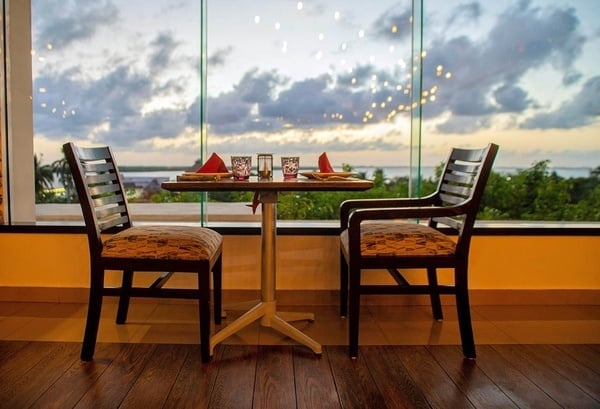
1,301,599,408
1,342,599,408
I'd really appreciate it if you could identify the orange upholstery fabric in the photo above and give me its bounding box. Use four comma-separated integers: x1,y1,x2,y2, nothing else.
341,222,456,257
102,225,222,261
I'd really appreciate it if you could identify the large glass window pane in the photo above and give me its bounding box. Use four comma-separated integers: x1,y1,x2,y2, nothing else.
422,0,600,221
30,0,203,221
22,0,599,224
206,0,415,220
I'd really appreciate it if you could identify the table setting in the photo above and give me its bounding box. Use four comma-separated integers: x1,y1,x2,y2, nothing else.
175,152,363,182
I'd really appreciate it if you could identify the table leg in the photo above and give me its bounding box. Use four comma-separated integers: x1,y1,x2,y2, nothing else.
209,191,322,356
210,301,266,354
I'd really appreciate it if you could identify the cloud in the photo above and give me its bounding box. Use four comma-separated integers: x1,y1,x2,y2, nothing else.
371,5,412,41
30,0,596,156
208,46,234,68
33,0,119,49
436,115,492,134
493,85,531,112
416,0,588,133
445,2,482,28
192,61,415,138
205,132,399,156
236,69,286,104
33,49,191,151
148,32,180,76
521,75,600,129
199,1,592,137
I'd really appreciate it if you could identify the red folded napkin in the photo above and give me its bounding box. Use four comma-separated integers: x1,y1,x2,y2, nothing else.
318,152,334,173
197,152,228,173
251,192,260,214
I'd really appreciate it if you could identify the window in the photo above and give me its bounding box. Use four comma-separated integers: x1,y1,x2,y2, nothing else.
420,0,600,221
2,0,599,224
29,0,204,223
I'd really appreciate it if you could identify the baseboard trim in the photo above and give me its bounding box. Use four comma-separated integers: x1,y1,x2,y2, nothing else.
0,287,598,306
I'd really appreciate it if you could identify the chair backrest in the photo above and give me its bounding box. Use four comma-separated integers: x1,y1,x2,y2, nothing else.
63,142,132,257
431,143,499,255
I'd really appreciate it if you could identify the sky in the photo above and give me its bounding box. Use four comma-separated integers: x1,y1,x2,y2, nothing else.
31,0,600,170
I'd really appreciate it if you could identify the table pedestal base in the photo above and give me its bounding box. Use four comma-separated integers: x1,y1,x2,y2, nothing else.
209,301,322,355
209,192,322,356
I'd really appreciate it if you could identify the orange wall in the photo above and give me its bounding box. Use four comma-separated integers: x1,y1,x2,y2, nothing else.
0,233,599,291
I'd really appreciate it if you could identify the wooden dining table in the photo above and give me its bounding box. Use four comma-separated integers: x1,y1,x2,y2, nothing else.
161,175,374,356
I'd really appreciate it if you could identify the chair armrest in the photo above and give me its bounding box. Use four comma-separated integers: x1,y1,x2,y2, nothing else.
349,205,464,225
344,205,466,256
340,194,437,228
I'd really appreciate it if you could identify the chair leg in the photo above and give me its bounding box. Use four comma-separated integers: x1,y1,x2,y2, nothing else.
340,253,349,317
455,266,476,359
348,265,360,358
198,271,211,363
212,255,222,325
116,270,133,324
81,267,105,361
427,267,443,320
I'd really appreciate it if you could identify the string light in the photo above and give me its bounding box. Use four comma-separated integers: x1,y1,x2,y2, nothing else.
246,4,452,127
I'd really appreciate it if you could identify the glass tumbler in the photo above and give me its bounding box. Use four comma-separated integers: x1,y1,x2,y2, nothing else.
231,156,252,180
281,156,300,179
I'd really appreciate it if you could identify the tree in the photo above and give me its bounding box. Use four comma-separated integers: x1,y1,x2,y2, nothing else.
147,160,600,221
34,153,55,203
52,149,76,203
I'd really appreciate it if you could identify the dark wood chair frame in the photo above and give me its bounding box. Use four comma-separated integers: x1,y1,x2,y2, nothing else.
339,143,499,359
64,142,222,363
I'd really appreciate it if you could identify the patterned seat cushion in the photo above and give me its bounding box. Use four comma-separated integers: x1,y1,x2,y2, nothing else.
102,225,222,261
340,221,456,257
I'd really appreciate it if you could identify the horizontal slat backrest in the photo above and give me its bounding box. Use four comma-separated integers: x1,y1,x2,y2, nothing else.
432,144,498,238
63,142,132,256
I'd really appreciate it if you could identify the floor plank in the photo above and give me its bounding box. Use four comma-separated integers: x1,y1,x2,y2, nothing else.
327,345,388,409
208,344,258,409
293,346,341,409
558,343,600,375
119,344,190,409
361,345,430,409
428,345,518,409
3,342,80,409
396,345,476,409
474,345,562,409
30,343,124,409
524,344,600,402
0,342,59,404
0,339,29,362
74,343,157,409
163,344,225,409
253,345,296,409
492,344,599,408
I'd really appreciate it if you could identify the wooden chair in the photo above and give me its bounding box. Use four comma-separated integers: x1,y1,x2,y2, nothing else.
63,142,223,363
339,143,499,359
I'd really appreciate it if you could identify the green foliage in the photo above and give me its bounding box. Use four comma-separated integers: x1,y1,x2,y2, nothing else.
150,190,203,203
35,151,600,221
282,161,600,221
479,160,599,221
34,154,56,203
144,160,600,221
